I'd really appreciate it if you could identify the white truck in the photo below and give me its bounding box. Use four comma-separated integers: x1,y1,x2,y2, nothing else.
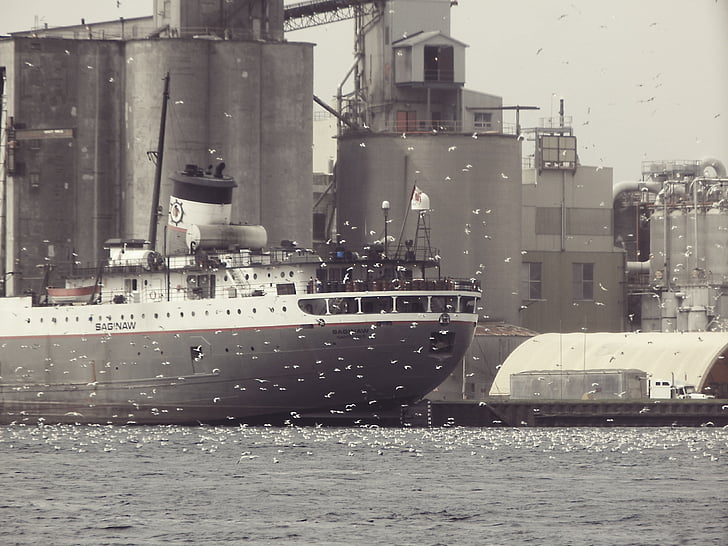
650,379,715,399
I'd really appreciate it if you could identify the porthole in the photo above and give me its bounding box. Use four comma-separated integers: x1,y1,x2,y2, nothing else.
154,313,159,319
253,308,257,313
226,309,231,315
253,273,258,280
245,274,249,280
166,312,171,318
289,271,294,278
180,312,184,317
237,309,242,315
280,272,285,278
282,306,287,312
191,311,195,317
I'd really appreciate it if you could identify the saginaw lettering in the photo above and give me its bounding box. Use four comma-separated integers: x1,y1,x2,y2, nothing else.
95,321,137,331
332,328,371,336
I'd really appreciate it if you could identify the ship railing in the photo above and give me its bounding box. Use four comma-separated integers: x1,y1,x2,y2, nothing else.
306,277,481,294
83,274,480,305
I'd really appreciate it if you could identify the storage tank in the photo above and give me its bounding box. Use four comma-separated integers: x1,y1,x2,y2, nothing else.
336,132,522,324
668,209,688,285
649,208,666,283
124,38,313,250
705,207,728,284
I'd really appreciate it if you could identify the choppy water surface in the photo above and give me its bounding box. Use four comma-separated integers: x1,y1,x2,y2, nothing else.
1,424,726,545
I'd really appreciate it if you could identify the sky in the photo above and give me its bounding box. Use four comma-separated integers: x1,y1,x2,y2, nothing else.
2,0,726,182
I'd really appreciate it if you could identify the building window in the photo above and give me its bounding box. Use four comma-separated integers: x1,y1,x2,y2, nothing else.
313,212,327,241
473,112,492,130
521,262,542,300
573,263,594,301
424,45,454,82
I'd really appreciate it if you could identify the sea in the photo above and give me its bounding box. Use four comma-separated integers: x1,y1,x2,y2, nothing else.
1,424,726,545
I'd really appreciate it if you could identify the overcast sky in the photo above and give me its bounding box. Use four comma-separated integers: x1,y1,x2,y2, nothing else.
3,0,726,182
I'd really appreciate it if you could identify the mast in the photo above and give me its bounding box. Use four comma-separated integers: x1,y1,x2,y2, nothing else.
148,72,170,251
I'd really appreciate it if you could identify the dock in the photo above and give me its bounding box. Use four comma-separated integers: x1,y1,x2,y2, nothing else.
402,399,728,428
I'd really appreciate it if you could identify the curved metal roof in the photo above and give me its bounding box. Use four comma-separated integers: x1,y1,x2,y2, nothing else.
489,332,728,396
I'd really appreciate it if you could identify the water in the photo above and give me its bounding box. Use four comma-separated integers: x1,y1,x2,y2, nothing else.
1,424,726,545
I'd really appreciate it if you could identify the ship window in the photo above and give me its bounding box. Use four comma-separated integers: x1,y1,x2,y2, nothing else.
431,296,457,313
298,298,327,315
276,283,296,295
289,271,294,278
329,297,358,314
361,296,393,313
396,296,427,313
460,297,476,313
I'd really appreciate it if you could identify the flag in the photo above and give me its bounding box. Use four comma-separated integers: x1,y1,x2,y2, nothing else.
411,186,431,210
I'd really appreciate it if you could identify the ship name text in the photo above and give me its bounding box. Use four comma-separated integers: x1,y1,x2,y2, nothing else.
95,321,137,331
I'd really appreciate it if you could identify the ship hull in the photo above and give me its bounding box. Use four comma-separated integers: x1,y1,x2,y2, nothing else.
0,294,476,424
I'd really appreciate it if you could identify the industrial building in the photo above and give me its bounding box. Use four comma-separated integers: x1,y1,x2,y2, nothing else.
615,159,728,333
0,0,313,298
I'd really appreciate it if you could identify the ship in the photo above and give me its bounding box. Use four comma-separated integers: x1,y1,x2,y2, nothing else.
0,157,481,425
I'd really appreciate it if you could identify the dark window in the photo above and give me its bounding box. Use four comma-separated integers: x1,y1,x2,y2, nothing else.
361,296,393,314
521,262,543,300
298,298,327,315
329,297,358,314
313,212,327,241
573,263,594,301
424,45,454,82
431,296,458,313
396,296,427,313
276,283,296,295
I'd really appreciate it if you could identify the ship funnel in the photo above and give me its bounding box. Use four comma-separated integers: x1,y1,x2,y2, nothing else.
166,164,237,254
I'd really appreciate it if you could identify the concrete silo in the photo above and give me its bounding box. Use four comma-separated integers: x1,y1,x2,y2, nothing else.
336,131,522,324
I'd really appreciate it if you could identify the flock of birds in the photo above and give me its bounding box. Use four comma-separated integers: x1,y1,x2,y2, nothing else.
0,423,725,464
